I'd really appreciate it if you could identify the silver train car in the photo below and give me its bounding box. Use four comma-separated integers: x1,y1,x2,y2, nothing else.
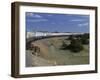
27,32,84,38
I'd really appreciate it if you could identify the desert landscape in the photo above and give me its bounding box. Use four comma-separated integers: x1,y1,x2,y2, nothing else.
25,12,90,67
26,34,89,67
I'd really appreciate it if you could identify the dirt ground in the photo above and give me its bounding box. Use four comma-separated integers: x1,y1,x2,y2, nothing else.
26,37,89,67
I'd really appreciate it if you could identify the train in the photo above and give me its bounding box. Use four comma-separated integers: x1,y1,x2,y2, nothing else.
27,31,84,38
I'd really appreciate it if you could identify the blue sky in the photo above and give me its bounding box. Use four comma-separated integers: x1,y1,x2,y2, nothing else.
26,12,89,33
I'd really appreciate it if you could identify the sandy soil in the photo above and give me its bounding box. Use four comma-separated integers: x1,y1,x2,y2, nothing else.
26,37,89,67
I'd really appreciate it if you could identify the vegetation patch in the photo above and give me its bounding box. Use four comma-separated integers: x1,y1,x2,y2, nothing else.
60,33,89,53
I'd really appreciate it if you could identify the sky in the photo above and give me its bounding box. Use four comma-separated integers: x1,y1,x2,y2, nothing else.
26,12,90,33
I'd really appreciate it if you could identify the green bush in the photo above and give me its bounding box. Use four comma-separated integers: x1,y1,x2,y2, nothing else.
80,33,89,44
68,33,89,44
68,39,84,52
68,35,74,40
60,38,84,52
80,38,89,44
60,41,68,50
60,34,89,52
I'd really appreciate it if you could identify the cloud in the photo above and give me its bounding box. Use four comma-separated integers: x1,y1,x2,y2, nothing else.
26,19,48,22
51,22,56,24
26,12,49,22
51,22,66,25
59,22,65,24
47,14,53,16
78,23,89,27
26,13,42,18
70,19,86,22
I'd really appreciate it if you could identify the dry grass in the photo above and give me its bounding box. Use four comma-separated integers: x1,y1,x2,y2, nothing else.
27,36,89,66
